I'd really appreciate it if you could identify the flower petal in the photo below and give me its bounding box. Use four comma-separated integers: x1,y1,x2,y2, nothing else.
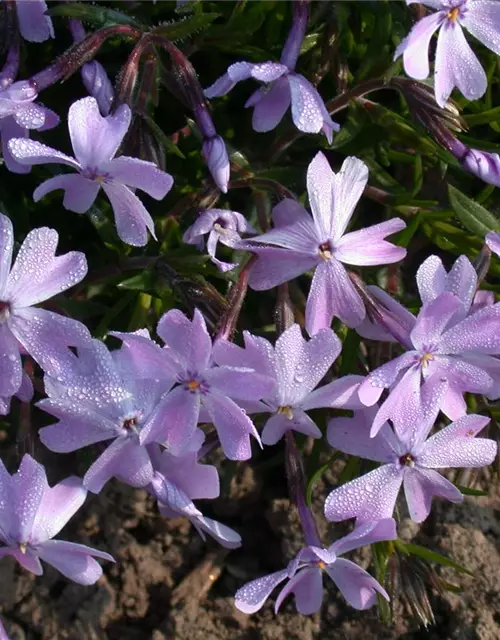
271,198,309,228
247,247,318,291
410,292,462,350
394,12,444,79
0,324,22,397
8,138,80,169
11,455,46,542
331,157,369,241
34,174,100,213
101,182,155,247
251,77,291,132
15,0,54,42
261,410,321,445
438,302,500,354
419,414,497,468
104,156,173,200
6,226,87,307
288,74,326,135
325,558,388,610
324,464,403,523
37,539,113,585
0,117,31,174
235,569,289,614
157,308,212,373
334,219,406,266
306,259,365,334
68,97,131,167
191,515,242,549
303,374,364,411
205,366,274,402
435,22,487,107
31,476,87,543
331,518,397,556
403,467,462,522
275,567,323,615
306,151,335,239
461,0,500,56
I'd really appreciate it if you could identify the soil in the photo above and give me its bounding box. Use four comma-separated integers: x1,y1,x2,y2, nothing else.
1,448,500,640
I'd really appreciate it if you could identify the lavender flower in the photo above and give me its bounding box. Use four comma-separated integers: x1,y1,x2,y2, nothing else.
325,379,497,523
235,519,395,614
213,324,363,444
359,264,500,435
0,455,113,583
395,0,500,107
183,209,256,272
38,338,178,494
245,152,406,334
0,80,59,174
113,309,275,460
0,618,8,640
0,213,90,411
460,148,500,188
15,0,54,43
201,135,230,194
9,97,174,246
204,3,338,141
149,445,242,548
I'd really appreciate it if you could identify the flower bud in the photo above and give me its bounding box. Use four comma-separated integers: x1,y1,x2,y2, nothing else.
202,136,230,193
81,61,114,116
461,148,500,187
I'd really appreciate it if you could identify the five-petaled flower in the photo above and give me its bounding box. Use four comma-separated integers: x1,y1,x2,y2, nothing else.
395,0,500,107
325,378,497,523
244,152,406,334
9,97,174,246
0,454,113,584
235,519,396,614
214,323,363,444
183,208,256,272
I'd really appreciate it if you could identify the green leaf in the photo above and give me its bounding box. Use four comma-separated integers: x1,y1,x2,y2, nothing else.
398,541,474,576
456,485,488,497
141,114,185,159
306,453,340,507
47,4,142,28
152,13,221,41
448,184,500,236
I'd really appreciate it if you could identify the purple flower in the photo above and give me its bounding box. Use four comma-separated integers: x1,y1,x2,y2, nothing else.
0,80,59,174
235,519,395,614
245,152,406,334
486,230,500,256
0,213,90,410
395,0,500,107
0,454,113,584
460,147,500,188
359,261,500,435
325,380,497,523
0,617,8,640
113,309,275,460
15,0,54,43
204,4,338,141
213,324,363,444
38,338,178,494
149,445,242,548
183,208,256,272
8,97,174,246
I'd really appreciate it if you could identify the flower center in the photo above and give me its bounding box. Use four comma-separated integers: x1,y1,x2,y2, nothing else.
318,242,332,261
278,405,294,420
399,453,415,467
0,301,10,324
447,7,460,21
19,542,27,554
187,380,201,392
419,352,434,368
317,561,326,569
122,416,138,430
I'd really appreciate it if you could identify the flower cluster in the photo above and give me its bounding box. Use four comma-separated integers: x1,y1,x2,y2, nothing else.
2,0,500,636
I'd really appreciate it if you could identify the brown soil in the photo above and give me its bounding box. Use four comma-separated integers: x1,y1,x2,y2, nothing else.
1,455,500,640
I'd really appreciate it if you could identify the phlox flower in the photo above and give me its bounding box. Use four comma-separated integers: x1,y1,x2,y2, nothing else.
0,454,113,584
38,339,178,494
395,0,500,107
14,0,54,43
0,213,90,413
0,80,59,174
245,152,406,334
358,254,500,435
183,208,256,272
204,2,338,141
325,378,497,524
113,309,275,461
149,445,241,548
235,519,396,614
486,230,500,257
213,323,363,444
9,97,174,246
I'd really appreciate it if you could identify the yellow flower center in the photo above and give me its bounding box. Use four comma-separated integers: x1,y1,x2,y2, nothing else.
420,352,434,368
447,7,460,22
317,561,326,569
187,380,201,392
318,242,332,261
278,405,294,420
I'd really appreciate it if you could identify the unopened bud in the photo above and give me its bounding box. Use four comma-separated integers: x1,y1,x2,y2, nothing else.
81,61,114,116
461,148,500,187
202,136,230,193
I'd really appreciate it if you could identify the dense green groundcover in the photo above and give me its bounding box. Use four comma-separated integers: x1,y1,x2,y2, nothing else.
2,0,500,629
